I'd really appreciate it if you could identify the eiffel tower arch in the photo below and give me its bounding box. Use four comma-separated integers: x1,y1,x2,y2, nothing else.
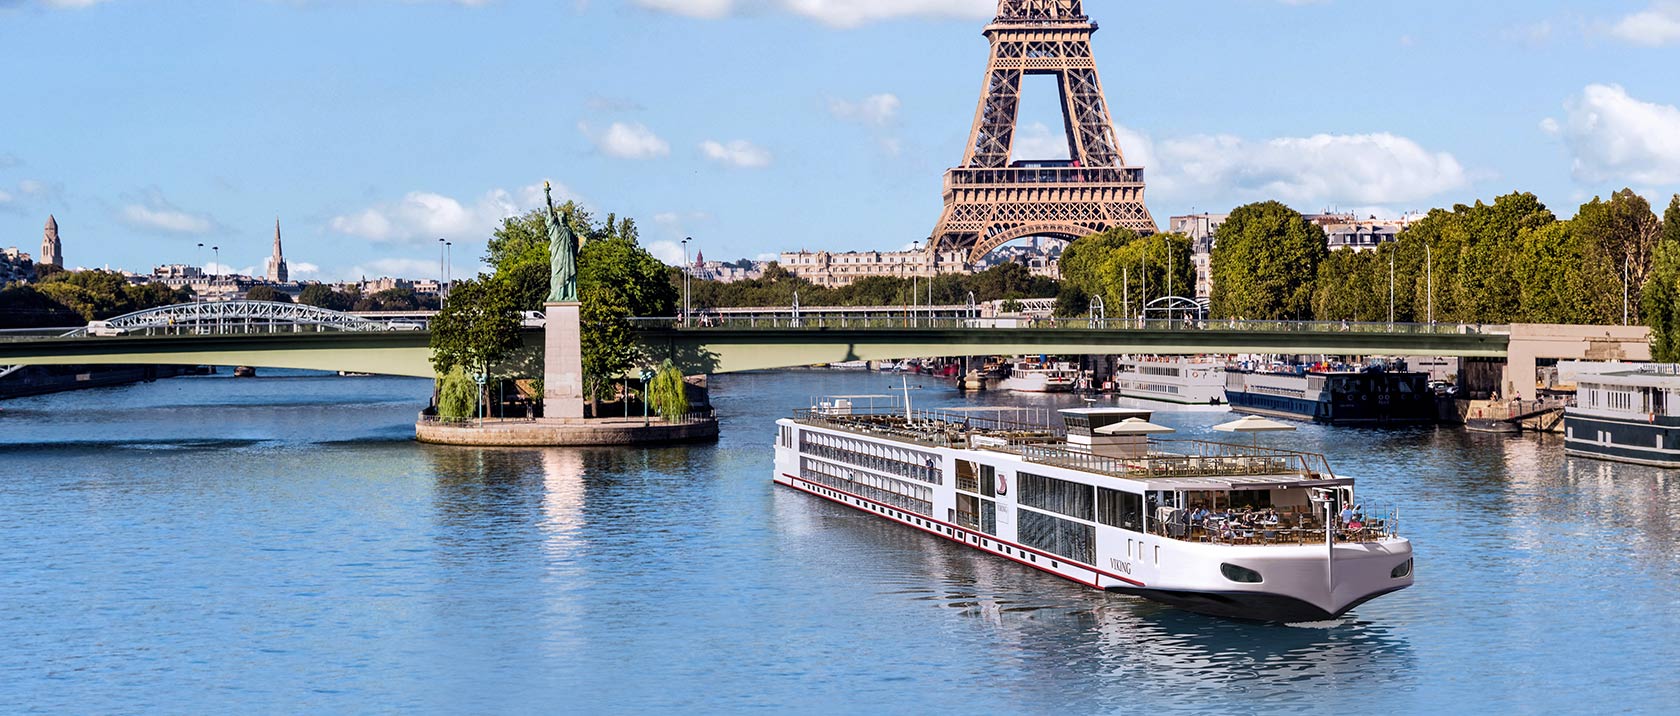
930,0,1156,268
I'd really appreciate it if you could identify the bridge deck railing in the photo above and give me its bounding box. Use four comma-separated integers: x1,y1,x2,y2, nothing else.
631,315,1509,336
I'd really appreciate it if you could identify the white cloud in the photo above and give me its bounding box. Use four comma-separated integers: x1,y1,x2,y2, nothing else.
204,262,258,277
1011,122,1070,161
118,198,219,235
329,185,547,244
1123,127,1468,208
1545,84,1680,185
0,190,13,205
290,261,322,278
699,139,773,168
830,93,900,126
580,121,671,160
632,0,735,18
645,240,686,265
1608,1,1680,46
632,0,990,27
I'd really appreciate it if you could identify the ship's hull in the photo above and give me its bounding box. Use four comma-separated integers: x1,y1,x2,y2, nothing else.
1224,371,1436,425
774,421,1413,622
994,374,1075,393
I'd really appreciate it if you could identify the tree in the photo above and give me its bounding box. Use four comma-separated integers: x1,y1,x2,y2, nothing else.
647,360,689,419
1644,242,1680,363
580,237,678,318
437,366,478,421
0,284,80,328
428,277,523,378
245,285,292,303
1574,189,1663,324
580,283,636,411
1210,202,1328,319
1648,199,1680,362
297,284,357,312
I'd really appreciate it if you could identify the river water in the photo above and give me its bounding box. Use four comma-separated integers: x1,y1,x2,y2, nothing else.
1,369,1678,714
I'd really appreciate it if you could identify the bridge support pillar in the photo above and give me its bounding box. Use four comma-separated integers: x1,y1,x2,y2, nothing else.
544,302,586,420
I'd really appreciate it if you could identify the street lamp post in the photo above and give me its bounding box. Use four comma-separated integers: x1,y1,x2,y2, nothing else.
681,237,692,327
912,240,921,328
1389,250,1396,328
1426,243,1434,325
438,238,446,300
1624,257,1631,327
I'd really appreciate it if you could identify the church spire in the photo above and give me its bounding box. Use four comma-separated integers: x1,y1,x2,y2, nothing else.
266,217,289,283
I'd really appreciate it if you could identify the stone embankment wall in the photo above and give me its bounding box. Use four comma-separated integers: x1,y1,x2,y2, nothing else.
416,417,719,447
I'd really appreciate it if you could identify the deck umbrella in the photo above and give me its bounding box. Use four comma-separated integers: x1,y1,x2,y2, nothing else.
1095,417,1176,435
1213,415,1297,446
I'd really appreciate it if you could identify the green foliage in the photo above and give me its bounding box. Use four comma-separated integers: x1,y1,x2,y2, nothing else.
1573,189,1663,324
297,284,359,311
580,237,678,318
21,269,193,323
437,366,479,421
428,277,523,376
244,285,291,303
1647,201,1680,362
1210,202,1328,319
686,261,1056,309
0,284,80,328
353,287,438,312
1312,248,1387,322
647,360,689,419
1060,228,1193,319
1665,196,1680,247
581,283,636,402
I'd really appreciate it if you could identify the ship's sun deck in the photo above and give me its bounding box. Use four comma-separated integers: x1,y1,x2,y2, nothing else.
793,402,1400,547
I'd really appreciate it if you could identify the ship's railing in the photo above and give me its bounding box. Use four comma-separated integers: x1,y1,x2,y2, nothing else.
1015,440,1333,480
793,406,1062,447
1147,505,1401,546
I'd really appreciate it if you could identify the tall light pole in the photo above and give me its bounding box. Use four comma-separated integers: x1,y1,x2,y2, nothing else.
212,246,220,278
681,237,692,327
912,240,921,328
1426,243,1434,326
438,238,447,300
1624,257,1631,327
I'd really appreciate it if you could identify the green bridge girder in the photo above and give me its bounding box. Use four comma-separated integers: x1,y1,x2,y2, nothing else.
0,332,438,378
635,327,1512,374
0,327,1512,379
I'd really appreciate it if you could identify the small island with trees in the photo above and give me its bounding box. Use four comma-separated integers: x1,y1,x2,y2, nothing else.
415,198,718,447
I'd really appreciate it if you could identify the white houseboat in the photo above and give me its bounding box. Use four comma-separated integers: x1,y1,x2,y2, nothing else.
1114,356,1227,405
995,360,1080,393
774,400,1414,622
1565,365,1680,468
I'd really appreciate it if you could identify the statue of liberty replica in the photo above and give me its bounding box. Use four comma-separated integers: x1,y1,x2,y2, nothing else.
543,180,582,303
542,180,586,419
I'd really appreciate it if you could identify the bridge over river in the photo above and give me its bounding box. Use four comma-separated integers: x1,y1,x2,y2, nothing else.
0,302,1652,396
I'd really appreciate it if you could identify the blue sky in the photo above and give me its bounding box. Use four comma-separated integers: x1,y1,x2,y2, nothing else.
3,0,1680,283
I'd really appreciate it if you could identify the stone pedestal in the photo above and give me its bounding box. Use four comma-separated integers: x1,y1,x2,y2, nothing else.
544,301,586,420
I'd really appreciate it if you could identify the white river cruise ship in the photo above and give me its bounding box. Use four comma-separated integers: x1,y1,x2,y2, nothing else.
1114,356,1227,405
774,400,1414,622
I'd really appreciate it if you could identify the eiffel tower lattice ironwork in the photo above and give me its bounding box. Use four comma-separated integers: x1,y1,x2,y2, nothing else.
930,0,1156,266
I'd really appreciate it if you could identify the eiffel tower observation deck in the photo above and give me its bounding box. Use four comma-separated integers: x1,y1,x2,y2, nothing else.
931,0,1156,268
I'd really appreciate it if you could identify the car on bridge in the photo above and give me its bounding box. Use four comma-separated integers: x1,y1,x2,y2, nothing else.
86,321,128,337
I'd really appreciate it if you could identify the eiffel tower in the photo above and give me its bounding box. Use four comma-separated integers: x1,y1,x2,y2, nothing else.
930,0,1156,267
